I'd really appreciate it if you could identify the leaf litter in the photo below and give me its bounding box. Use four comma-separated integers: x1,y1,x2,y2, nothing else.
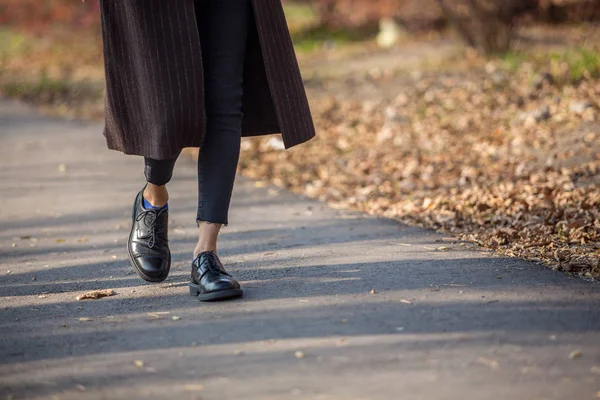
239,57,600,279
76,289,116,301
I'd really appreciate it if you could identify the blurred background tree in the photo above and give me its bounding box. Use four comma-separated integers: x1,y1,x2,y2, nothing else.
436,0,599,54
436,0,538,54
291,0,599,54
0,0,100,32
1,0,598,54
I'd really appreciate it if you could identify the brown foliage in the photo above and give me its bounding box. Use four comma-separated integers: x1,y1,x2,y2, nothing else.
0,0,100,32
537,0,600,23
435,0,538,54
294,0,446,31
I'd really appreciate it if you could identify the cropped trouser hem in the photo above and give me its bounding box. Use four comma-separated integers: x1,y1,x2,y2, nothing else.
196,218,229,228
144,151,180,186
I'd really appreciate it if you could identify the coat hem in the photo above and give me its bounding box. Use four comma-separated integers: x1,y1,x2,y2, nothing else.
105,129,315,160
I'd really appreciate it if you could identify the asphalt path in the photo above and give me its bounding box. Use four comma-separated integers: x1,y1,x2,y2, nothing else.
1,98,599,400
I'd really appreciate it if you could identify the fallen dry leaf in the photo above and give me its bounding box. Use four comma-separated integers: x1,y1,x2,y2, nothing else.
370,289,377,294
569,350,582,359
182,384,204,392
172,316,181,321
76,289,116,301
295,351,306,359
477,357,499,369
133,360,145,368
78,317,92,322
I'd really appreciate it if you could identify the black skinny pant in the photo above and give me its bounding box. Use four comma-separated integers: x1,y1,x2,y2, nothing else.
144,0,250,226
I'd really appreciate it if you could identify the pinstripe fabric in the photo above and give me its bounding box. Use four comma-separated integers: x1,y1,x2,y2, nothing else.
99,0,316,160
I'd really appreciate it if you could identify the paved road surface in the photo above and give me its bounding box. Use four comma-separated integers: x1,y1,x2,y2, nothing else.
1,98,599,400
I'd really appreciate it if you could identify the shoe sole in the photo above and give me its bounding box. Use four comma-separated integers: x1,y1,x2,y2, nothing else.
189,283,243,301
127,193,171,283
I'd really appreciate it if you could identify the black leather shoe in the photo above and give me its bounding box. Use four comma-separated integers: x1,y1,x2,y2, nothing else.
127,187,171,283
189,251,243,301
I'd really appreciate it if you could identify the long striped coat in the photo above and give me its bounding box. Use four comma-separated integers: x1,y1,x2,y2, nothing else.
99,0,316,160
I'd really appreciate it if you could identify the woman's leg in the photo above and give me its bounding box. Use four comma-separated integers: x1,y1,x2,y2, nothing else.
143,154,180,207
127,152,180,283
193,0,250,257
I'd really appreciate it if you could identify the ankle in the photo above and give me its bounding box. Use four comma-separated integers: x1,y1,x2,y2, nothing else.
143,184,169,207
193,246,217,259
194,221,222,259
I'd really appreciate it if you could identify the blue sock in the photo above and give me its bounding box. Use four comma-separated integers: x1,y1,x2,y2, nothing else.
143,196,168,210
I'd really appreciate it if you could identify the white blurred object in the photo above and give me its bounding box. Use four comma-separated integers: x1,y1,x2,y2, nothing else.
376,18,405,48
264,137,285,150
240,139,253,151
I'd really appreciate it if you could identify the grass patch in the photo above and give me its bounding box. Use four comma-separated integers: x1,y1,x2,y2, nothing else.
498,50,529,72
1,70,103,105
292,25,376,52
0,29,33,65
498,47,600,84
554,47,600,81
284,2,376,52
283,2,316,33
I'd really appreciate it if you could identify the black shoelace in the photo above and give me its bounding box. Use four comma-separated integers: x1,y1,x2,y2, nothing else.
197,251,231,277
136,208,167,249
